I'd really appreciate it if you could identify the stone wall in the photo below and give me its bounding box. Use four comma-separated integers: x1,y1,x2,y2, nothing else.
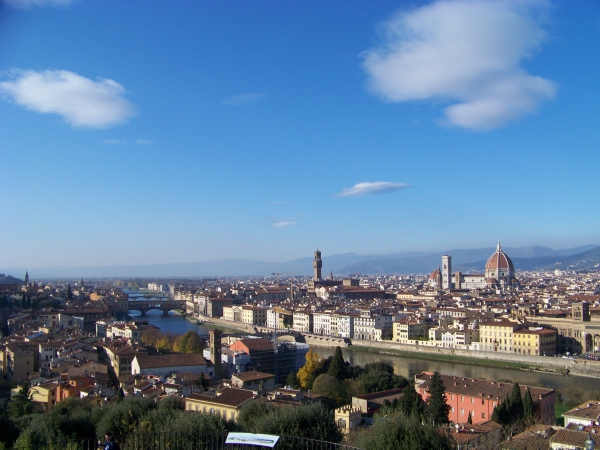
349,338,600,377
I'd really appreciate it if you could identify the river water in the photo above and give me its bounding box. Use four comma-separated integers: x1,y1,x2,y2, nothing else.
133,312,600,393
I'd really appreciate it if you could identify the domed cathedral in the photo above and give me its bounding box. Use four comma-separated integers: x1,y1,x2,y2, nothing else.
484,241,518,289
427,266,442,290
439,241,519,292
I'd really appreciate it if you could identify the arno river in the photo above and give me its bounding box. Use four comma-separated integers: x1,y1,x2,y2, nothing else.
133,311,600,393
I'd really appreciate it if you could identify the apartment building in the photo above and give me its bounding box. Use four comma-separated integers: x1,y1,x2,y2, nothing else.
416,372,556,425
513,327,557,356
479,319,522,353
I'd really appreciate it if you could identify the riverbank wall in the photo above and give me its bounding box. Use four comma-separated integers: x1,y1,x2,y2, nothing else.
197,316,600,377
348,338,600,377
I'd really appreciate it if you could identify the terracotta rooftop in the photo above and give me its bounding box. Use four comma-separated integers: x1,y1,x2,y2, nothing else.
135,353,207,369
232,371,275,382
416,373,554,401
187,387,256,407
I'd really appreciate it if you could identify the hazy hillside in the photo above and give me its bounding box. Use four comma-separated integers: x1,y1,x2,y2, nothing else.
2,245,597,278
0,274,24,285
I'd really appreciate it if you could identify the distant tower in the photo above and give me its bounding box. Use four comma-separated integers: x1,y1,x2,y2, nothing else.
441,255,452,290
209,329,222,379
24,271,29,286
313,249,322,281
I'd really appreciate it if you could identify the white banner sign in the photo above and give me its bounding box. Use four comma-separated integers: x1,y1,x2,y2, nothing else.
225,433,280,448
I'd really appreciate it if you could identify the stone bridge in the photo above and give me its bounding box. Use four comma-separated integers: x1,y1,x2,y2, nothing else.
127,299,186,315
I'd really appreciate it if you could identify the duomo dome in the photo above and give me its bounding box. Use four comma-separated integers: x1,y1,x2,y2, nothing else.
484,241,516,286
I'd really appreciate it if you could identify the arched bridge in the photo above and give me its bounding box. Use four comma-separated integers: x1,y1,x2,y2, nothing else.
128,298,186,315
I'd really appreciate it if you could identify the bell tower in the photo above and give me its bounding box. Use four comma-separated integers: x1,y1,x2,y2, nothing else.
313,248,322,281
441,255,452,290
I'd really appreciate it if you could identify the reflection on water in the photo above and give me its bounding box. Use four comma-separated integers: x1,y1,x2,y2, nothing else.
129,314,600,393
129,310,210,336
313,345,600,393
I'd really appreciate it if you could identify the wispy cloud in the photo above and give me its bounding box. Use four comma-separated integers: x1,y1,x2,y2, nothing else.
102,139,127,145
0,69,136,128
361,0,556,131
221,92,266,106
272,221,297,228
3,0,75,8
135,139,153,145
335,182,410,198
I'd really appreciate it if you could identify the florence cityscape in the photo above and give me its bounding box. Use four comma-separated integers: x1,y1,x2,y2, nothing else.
1,1,600,449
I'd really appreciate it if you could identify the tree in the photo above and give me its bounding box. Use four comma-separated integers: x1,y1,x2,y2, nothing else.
286,371,299,389
510,383,524,421
467,411,473,425
327,346,345,379
398,380,423,418
67,284,73,301
425,372,450,425
173,331,204,353
352,412,453,450
311,374,347,407
9,383,35,419
358,362,407,394
194,374,209,390
244,401,341,443
141,327,162,347
297,348,323,390
157,335,172,353
523,388,534,422
237,399,278,432
116,388,125,402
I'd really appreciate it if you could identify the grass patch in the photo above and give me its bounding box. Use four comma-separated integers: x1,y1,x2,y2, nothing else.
555,403,570,421
349,345,537,371
202,322,244,334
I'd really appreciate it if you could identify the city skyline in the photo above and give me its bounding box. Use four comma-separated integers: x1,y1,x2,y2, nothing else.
1,0,599,268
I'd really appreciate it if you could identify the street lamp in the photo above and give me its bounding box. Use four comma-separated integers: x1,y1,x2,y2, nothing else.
585,433,595,450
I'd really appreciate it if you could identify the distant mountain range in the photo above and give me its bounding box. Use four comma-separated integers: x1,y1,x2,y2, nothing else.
1,245,599,279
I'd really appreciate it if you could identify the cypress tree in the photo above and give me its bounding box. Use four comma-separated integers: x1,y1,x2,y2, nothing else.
399,380,423,418
328,346,345,379
425,372,450,425
523,388,534,422
467,411,473,425
510,383,524,420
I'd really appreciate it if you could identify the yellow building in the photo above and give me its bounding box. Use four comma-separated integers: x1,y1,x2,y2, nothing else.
513,328,557,356
185,387,256,422
479,319,521,353
3,344,35,383
335,405,362,434
393,321,428,342
30,382,59,412
241,306,267,326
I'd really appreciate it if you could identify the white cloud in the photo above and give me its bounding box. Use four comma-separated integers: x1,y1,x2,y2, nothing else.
221,92,266,106
0,69,136,128
335,182,410,198
361,0,556,130
102,139,126,145
272,221,297,228
135,139,153,145
3,0,75,8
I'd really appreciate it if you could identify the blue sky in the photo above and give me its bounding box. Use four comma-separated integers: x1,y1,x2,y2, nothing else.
1,0,599,269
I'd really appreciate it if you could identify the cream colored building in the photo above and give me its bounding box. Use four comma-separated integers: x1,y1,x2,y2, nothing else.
479,319,521,353
185,387,256,422
30,382,59,412
513,328,557,356
393,321,428,342
335,405,362,434
241,306,267,326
